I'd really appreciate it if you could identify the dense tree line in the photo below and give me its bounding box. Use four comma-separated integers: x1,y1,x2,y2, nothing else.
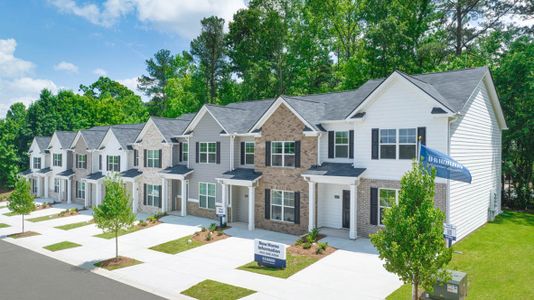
0,0,532,208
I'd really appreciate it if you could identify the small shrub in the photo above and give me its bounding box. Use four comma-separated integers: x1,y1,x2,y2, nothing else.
209,223,217,232
70,208,78,213
146,215,158,223
316,242,328,255
302,242,312,249
206,232,212,241
306,234,315,244
309,228,320,242
217,230,224,236
200,226,207,232
138,220,147,227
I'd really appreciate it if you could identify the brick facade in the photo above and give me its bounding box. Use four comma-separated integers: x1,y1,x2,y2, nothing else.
254,104,317,235
72,137,91,204
356,178,447,237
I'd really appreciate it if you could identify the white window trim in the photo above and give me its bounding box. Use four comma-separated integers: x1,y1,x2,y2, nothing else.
53,153,62,167
107,155,120,172
334,131,350,158
244,141,255,165
146,150,161,168
146,184,161,207
379,128,417,160
54,179,60,193
77,154,87,169
270,189,296,223
33,157,41,169
199,142,217,164
77,181,86,199
378,188,399,226
182,143,189,162
271,141,295,168
198,182,216,209
398,128,417,160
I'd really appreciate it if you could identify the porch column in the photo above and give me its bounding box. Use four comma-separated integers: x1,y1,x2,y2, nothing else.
96,182,101,206
59,179,63,202
308,181,316,232
221,183,227,225
248,186,255,231
180,179,187,217
132,181,138,213
161,178,167,212
84,182,89,208
67,178,72,204
44,176,49,198
349,183,358,239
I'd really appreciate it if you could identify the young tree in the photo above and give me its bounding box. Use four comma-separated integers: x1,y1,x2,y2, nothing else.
371,162,452,300
93,175,136,259
8,177,35,233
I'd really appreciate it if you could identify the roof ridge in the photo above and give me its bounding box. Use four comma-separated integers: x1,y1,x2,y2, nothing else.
224,98,276,105
206,104,248,111
413,66,487,76
396,70,431,85
282,95,323,104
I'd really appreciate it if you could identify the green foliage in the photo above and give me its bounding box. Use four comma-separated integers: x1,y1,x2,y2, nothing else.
93,175,136,258
316,242,328,255
371,163,452,299
208,223,218,232
8,177,35,233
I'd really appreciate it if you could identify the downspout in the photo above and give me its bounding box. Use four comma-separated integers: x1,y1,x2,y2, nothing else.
230,135,235,171
317,133,321,166
446,114,460,224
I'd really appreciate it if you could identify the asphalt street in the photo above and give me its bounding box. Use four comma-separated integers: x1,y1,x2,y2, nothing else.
0,240,165,300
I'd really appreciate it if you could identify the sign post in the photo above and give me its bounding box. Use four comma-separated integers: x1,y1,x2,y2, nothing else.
254,239,287,269
216,206,226,228
443,223,457,248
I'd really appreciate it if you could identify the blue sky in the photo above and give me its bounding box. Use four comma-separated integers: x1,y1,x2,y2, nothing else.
0,0,246,116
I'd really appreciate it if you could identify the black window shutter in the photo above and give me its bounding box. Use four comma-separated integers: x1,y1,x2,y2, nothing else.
117,156,121,172
195,142,199,163
144,149,147,167
143,184,147,205
294,191,300,224
216,142,221,164
99,155,102,170
328,131,334,158
240,142,245,165
106,156,110,171
134,150,138,167
158,185,162,208
264,189,271,219
349,130,354,159
370,187,378,225
179,142,183,162
371,128,379,160
417,127,426,146
295,141,301,168
75,154,78,167
265,141,271,166
76,181,78,198
158,149,162,168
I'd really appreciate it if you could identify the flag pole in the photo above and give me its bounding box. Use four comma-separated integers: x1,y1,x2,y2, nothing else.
416,136,421,163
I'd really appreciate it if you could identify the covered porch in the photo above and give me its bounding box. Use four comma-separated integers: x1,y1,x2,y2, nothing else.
119,169,143,213
302,163,366,240
81,172,104,208
216,168,262,231
55,169,75,204
159,165,193,216
21,168,52,199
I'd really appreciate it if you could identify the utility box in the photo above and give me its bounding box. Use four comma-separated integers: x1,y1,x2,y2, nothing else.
425,270,467,300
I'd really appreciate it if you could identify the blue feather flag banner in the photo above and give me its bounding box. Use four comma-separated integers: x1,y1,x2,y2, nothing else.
420,144,472,183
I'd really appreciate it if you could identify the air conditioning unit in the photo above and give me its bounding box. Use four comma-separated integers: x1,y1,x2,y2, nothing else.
488,190,498,221
424,270,467,300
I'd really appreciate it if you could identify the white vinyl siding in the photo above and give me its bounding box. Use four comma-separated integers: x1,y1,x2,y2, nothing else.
449,81,502,241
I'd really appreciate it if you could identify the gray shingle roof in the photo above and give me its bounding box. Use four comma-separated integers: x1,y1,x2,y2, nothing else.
221,168,262,181
109,123,144,149
55,131,77,149
38,167,52,174
203,99,275,133
20,169,33,176
35,136,51,152
85,172,104,181
56,169,75,177
120,168,142,178
151,117,192,142
80,129,108,150
304,163,366,177
159,165,193,175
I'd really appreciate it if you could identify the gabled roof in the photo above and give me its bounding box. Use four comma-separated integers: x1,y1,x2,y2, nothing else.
35,136,51,152
77,129,108,150
143,116,192,142
110,124,144,149
54,131,77,149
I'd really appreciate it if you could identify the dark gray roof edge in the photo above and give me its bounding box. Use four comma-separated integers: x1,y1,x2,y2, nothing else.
395,71,455,113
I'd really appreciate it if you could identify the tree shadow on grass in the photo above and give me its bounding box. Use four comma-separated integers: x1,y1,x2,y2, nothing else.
491,210,534,227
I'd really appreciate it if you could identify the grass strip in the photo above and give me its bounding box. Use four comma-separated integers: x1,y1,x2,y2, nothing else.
43,241,82,252
149,235,204,254
55,219,94,230
238,253,319,279
181,279,256,300
94,256,143,271
0,223,10,228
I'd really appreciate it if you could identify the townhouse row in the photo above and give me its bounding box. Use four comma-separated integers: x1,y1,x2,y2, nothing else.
23,67,506,241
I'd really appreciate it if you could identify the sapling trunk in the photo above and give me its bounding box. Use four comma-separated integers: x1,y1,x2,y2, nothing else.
115,229,118,259
21,214,24,233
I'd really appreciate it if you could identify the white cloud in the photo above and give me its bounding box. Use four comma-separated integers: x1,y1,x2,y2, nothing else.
0,39,58,117
0,39,34,78
54,61,79,73
93,68,108,76
117,76,148,101
48,0,247,39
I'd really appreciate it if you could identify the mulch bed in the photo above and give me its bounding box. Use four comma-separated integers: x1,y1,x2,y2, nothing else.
192,229,229,243
58,210,79,217
95,256,142,270
8,231,41,239
288,243,336,258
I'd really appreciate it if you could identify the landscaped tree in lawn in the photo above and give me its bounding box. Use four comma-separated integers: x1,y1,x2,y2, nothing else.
93,175,136,259
371,162,452,300
8,177,35,233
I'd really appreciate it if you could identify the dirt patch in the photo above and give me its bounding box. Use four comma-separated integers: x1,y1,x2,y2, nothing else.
35,203,52,210
288,243,336,258
8,231,41,239
58,209,79,217
192,229,229,244
95,256,142,270
137,219,160,228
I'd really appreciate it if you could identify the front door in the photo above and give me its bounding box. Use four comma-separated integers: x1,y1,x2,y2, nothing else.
342,190,350,228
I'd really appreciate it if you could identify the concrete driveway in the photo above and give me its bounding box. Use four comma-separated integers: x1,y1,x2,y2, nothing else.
0,202,402,300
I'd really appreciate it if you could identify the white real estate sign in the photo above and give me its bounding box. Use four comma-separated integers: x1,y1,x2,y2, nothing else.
254,239,287,268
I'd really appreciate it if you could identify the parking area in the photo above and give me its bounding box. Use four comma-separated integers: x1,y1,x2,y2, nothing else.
0,202,402,300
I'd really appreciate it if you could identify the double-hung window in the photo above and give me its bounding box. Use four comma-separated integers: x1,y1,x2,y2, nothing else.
379,129,396,159
145,184,161,207
335,131,350,158
134,150,139,167
199,182,216,209
76,154,87,169
199,142,216,164
146,150,160,168
245,142,255,165
271,190,295,223
398,128,417,159
271,141,295,167
33,157,41,169
53,153,62,167
54,179,60,193
379,189,398,225
32,179,38,194
107,155,120,172
182,143,189,162
77,181,86,199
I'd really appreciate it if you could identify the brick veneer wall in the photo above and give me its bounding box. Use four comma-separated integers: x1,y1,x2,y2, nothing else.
254,104,317,235
357,178,447,237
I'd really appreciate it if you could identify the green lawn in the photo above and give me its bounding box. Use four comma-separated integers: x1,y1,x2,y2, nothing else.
55,219,94,230
27,213,68,222
43,241,82,252
149,235,204,254
181,279,256,300
8,231,40,239
388,211,534,300
94,224,151,239
3,211,18,217
238,253,319,279
0,223,10,228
